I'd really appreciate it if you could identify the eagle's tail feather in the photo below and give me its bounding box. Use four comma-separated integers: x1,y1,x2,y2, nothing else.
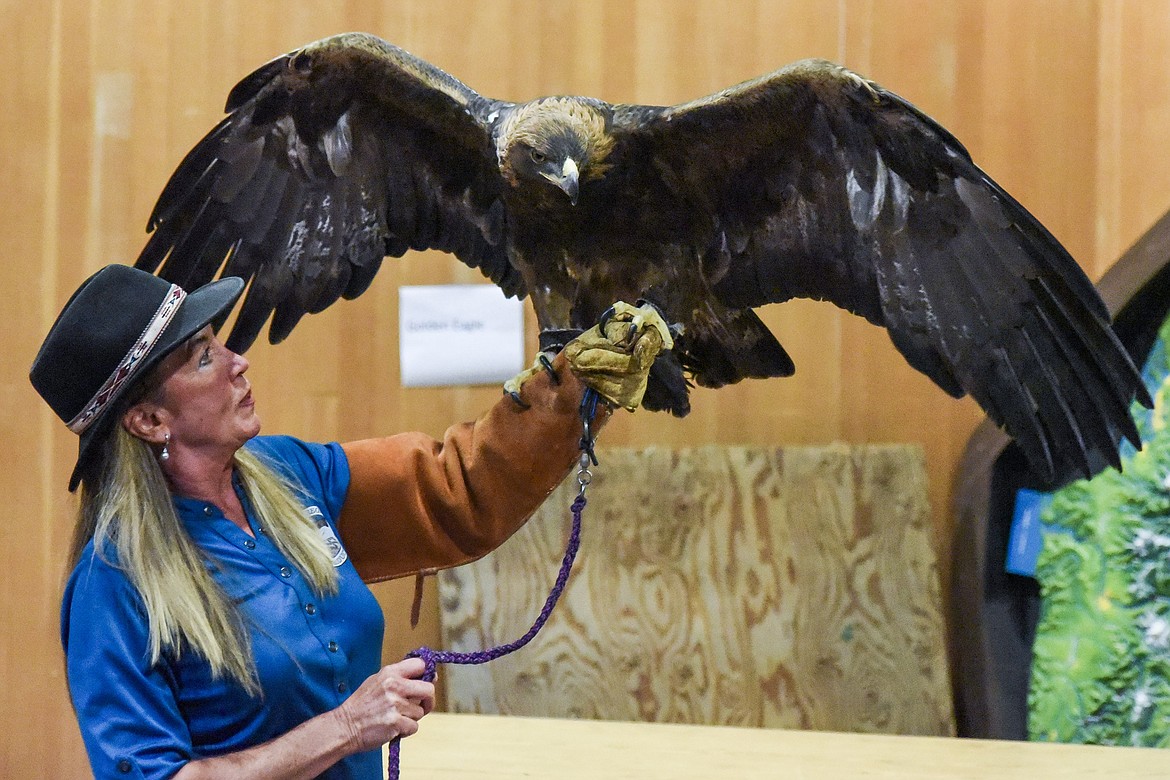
641,351,692,417
641,309,793,416
684,309,794,388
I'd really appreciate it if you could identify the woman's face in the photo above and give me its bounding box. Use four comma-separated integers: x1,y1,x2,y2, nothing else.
152,325,260,457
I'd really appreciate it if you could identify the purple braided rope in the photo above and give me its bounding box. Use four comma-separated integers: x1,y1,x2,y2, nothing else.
386,491,587,779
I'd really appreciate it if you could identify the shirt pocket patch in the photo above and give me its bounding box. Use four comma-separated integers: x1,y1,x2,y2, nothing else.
305,505,348,567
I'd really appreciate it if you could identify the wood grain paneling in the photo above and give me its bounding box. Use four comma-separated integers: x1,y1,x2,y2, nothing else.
7,1,1170,774
439,445,952,735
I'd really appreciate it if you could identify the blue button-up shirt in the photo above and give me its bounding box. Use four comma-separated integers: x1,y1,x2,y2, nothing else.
62,435,386,779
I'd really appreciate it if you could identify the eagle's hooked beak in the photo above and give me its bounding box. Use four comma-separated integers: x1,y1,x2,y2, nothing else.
557,158,580,205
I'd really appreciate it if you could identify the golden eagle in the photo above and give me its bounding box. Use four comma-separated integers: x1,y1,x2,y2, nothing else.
136,32,1149,487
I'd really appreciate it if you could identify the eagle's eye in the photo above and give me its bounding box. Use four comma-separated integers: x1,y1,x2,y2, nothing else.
529,149,547,164
291,52,312,73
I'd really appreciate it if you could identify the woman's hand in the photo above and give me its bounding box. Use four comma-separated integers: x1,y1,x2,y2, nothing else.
171,658,434,780
334,657,436,752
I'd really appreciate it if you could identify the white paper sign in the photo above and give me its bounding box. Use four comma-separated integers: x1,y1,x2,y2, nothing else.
399,285,525,387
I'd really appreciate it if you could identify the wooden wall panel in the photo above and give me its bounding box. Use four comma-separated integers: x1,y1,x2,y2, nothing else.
1095,0,1170,275
6,1,1170,775
1,2,72,775
439,445,953,736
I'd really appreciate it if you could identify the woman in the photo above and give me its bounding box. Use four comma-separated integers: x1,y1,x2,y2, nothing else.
31,264,667,779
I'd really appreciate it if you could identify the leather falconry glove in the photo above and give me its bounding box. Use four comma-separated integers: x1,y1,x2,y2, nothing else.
561,301,673,412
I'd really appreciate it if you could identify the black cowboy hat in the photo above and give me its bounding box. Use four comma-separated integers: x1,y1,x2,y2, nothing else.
30,265,244,491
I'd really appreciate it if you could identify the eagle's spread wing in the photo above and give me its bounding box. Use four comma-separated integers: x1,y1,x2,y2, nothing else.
136,32,517,352
614,59,1148,484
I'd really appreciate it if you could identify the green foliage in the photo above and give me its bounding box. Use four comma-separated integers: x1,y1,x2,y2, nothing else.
1028,316,1170,747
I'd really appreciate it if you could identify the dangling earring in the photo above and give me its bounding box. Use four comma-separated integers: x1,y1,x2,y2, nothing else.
160,432,171,462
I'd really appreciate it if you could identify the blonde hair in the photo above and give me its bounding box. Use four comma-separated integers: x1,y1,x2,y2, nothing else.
70,425,339,696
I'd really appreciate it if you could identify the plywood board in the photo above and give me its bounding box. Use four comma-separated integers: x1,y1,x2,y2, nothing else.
439,444,953,735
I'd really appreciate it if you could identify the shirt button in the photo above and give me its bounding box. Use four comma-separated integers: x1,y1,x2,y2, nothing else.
337,682,347,693
117,759,132,773
203,506,214,517
328,641,339,653
279,567,291,578
305,603,317,615
243,539,256,550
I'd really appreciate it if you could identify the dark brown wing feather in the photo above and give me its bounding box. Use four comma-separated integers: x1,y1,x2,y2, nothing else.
615,59,1149,486
136,32,518,352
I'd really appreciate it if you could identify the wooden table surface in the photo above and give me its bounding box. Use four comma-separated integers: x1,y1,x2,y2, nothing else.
393,713,1165,778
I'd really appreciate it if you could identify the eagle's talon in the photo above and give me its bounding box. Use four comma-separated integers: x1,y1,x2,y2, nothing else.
597,305,617,332
504,352,557,407
538,353,560,384
506,389,531,409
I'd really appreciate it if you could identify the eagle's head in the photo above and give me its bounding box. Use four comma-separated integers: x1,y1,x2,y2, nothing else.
496,97,614,205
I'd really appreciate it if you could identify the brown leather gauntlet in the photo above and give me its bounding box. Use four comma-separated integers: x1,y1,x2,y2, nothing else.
337,352,606,584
